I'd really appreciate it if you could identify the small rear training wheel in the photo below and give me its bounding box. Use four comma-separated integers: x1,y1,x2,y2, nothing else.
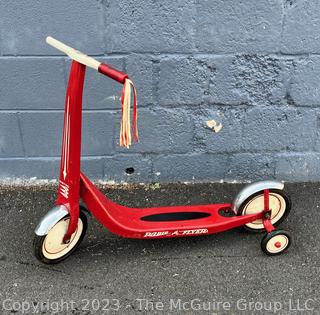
238,189,291,232
261,230,292,255
33,210,87,264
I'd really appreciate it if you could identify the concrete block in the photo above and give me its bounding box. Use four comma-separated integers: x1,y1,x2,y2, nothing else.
115,108,193,153
0,58,66,110
242,107,316,152
281,0,320,54
81,158,105,179
0,113,24,157
158,56,215,105
124,54,154,106
195,106,317,153
275,153,320,182
159,55,288,106
19,111,115,157
0,158,59,179
195,0,282,53
104,0,196,53
209,56,247,105
0,157,106,179
104,154,152,183
153,153,229,182
0,0,104,55
290,57,320,106
228,153,276,182
82,112,116,156
230,55,288,106
154,152,290,183
193,107,244,153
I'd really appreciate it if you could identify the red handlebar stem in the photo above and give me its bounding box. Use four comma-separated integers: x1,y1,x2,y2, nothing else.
98,63,128,84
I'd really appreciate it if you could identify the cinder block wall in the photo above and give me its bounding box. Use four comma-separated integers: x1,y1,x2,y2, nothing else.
0,0,320,183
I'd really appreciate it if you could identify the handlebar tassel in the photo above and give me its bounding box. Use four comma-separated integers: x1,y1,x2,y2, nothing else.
120,79,139,148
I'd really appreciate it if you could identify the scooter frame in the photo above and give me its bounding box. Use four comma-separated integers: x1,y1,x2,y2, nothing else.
35,37,286,249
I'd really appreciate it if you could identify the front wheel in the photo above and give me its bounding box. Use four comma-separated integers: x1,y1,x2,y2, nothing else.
33,211,87,264
238,189,291,232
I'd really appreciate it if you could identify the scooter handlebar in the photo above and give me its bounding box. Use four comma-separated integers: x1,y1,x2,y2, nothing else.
46,36,128,84
98,63,128,84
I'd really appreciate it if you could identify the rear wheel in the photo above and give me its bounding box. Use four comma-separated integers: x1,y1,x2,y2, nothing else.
238,189,291,232
34,211,87,264
261,230,292,255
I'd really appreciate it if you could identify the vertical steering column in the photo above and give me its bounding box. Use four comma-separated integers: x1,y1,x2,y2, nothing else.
262,189,276,233
56,61,86,243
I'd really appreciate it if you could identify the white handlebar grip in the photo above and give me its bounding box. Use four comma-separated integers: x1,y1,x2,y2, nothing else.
46,36,72,55
46,36,101,70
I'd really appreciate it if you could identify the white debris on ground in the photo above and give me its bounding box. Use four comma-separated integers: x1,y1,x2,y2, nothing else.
0,177,58,186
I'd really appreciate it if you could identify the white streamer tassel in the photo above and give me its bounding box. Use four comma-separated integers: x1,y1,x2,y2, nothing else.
120,79,138,148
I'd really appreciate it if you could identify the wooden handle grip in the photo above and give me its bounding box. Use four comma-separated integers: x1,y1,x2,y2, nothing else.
46,36,100,70
46,36,129,84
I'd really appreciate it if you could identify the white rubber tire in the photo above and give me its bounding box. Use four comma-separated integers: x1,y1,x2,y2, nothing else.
239,189,291,232
34,211,87,264
261,230,292,255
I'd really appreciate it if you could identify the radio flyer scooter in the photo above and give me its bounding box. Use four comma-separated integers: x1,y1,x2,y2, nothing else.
34,37,292,264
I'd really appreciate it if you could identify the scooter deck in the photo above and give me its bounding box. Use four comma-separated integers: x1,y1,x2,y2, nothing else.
79,172,264,239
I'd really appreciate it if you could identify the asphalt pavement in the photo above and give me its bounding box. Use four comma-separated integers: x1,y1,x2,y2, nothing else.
0,182,319,314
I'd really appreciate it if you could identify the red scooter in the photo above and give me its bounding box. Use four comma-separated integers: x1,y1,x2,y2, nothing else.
34,37,292,264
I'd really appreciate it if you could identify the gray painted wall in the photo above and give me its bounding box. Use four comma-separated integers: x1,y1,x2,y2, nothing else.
0,0,320,183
